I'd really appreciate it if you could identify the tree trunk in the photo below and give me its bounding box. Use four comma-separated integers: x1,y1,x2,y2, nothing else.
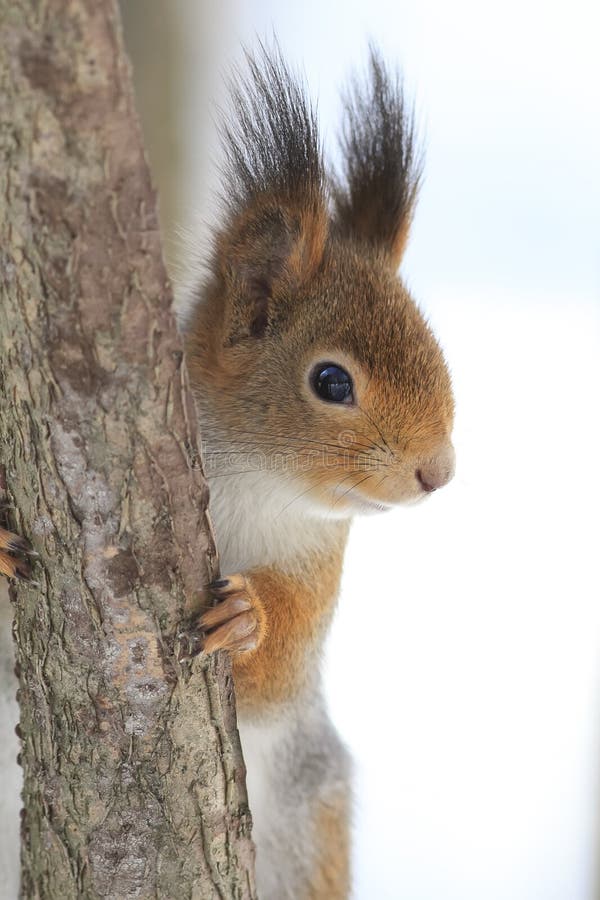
0,1,256,897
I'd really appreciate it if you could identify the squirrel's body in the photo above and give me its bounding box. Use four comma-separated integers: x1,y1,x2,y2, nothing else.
182,49,455,896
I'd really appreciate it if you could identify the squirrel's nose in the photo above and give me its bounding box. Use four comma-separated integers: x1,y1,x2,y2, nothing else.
416,445,455,493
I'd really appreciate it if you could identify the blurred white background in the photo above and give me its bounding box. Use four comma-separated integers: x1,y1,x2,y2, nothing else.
1,2,598,898
167,2,599,898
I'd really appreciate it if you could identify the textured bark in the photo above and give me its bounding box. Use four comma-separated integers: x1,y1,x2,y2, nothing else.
0,1,256,897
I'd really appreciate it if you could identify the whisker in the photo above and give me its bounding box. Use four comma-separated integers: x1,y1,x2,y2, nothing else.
203,449,387,478
330,471,376,511
204,468,267,478
198,382,394,457
204,438,389,468
202,451,382,474
204,441,374,459
202,382,395,457
199,389,378,454
358,405,395,458
275,468,337,518
203,448,380,469
212,427,379,456
371,473,389,494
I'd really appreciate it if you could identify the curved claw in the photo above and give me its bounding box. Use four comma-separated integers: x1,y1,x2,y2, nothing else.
202,575,261,653
178,573,261,658
0,528,34,581
0,527,34,555
0,551,32,581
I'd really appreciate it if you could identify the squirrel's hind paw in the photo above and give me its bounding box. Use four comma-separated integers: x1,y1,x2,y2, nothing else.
0,527,34,581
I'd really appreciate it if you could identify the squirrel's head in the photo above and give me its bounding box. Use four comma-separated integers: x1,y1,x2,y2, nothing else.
185,47,455,517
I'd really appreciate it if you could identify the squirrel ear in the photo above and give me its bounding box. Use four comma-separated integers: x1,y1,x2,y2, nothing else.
216,198,327,340
213,45,328,342
333,49,422,271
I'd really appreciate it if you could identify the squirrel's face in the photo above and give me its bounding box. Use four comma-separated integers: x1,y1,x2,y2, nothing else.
186,241,454,519
183,47,455,517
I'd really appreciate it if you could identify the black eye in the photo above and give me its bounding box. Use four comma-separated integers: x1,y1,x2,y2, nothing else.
312,363,354,404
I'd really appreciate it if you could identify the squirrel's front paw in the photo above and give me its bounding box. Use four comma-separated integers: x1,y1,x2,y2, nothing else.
199,574,265,655
0,527,34,580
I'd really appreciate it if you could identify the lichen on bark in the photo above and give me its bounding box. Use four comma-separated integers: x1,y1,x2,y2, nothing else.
0,1,255,897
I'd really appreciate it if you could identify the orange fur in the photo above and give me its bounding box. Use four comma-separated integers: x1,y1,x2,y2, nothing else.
199,531,347,714
308,789,352,900
231,547,345,713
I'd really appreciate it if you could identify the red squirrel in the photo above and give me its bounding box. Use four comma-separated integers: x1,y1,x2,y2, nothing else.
183,47,455,900
1,47,455,899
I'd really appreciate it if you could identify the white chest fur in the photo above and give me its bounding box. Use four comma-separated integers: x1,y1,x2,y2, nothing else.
207,469,345,575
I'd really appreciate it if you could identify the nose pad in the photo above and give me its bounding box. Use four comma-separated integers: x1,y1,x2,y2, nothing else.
415,445,455,493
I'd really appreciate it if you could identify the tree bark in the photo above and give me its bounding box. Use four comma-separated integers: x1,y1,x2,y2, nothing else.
0,1,256,897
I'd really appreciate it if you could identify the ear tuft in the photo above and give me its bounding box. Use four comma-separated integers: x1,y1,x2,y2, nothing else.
334,48,423,270
221,44,325,219
214,43,328,339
